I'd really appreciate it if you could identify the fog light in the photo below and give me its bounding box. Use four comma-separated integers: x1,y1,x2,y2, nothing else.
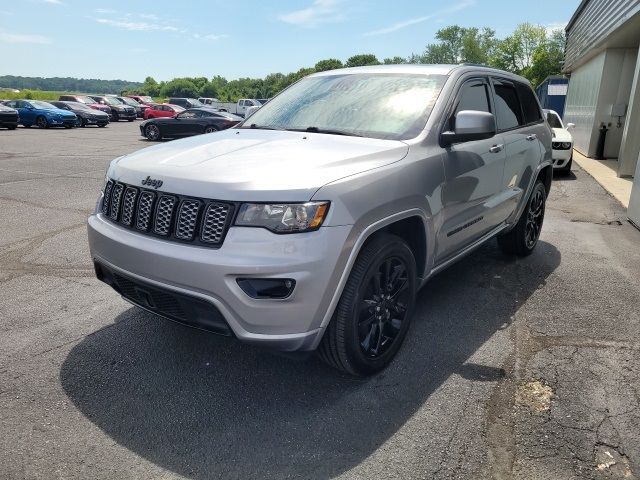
237,278,296,299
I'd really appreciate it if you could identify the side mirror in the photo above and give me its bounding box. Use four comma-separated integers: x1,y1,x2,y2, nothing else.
441,110,496,146
566,122,575,129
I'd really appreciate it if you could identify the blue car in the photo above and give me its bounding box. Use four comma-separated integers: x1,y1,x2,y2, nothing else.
2,99,77,128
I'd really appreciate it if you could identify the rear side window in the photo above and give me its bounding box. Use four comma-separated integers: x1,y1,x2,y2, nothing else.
516,83,542,124
492,79,523,131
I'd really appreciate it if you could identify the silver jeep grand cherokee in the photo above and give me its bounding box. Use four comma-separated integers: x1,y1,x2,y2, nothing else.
88,65,552,375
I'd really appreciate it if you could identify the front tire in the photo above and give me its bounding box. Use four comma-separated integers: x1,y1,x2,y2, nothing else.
36,116,48,129
498,180,546,256
318,234,416,376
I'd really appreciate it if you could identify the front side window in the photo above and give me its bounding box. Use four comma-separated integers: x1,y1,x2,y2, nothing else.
177,111,197,119
244,73,447,140
451,79,490,130
492,79,523,131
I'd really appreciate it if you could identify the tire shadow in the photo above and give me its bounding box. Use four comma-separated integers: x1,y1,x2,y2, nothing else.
60,240,560,479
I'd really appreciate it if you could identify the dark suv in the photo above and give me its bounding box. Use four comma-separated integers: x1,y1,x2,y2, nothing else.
168,98,205,109
89,96,136,122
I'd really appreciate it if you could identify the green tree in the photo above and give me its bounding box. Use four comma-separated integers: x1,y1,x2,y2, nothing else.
159,78,199,98
528,29,566,86
314,58,343,71
345,54,380,67
417,26,496,64
383,56,406,64
491,23,547,78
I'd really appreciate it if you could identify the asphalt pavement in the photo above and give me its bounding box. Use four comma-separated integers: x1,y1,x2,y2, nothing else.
0,122,639,479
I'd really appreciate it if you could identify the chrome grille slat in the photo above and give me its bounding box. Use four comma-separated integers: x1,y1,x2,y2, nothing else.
109,183,124,220
102,180,114,215
153,195,177,236
201,203,230,244
101,179,231,247
175,199,201,240
121,187,138,226
136,191,156,231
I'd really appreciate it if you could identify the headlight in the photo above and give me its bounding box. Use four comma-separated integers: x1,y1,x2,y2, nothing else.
562,142,572,149
235,202,329,233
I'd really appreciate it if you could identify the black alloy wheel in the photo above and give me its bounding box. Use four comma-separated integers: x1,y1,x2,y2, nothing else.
36,116,48,128
497,180,546,256
318,233,416,375
525,187,545,249
358,256,411,358
145,124,160,141
204,125,218,134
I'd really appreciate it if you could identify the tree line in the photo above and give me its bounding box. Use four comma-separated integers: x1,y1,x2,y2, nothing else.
2,23,564,101
0,76,142,94
130,23,565,100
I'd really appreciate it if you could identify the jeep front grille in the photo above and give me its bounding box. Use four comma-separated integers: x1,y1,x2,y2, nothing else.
100,179,234,248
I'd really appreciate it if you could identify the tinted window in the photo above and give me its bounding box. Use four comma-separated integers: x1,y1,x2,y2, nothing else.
452,80,490,129
517,83,542,124
492,79,523,130
178,111,198,119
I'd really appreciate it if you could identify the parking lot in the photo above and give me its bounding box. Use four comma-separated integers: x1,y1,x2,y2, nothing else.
1,122,639,479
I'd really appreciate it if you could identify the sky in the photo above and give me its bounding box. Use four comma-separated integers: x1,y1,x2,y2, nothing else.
0,0,581,82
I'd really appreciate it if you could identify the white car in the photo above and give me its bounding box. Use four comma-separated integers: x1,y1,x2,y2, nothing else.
544,109,575,174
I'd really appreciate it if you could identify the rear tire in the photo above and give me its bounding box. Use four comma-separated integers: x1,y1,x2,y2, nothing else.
145,124,161,141
204,125,218,134
498,180,546,256
317,233,416,376
8,126,16,130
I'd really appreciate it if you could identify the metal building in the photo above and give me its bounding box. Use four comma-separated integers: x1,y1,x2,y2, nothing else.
563,0,640,224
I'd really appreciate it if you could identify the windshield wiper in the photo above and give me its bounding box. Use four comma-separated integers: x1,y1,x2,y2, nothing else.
243,123,284,130
288,126,362,137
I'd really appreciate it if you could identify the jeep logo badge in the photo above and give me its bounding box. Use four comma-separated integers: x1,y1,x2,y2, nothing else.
141,176,163,189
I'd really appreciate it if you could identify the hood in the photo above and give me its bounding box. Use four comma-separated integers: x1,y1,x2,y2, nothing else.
551,128,572,142
110,129,409,201
91,104,111,112
43,108,75,117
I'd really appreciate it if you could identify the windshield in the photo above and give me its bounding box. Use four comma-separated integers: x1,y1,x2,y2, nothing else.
244,73,447,140
546,111,564,129
138,96,153,103
120,97,139,106
103,97,123,106
30,101,56,109
188,98,204,106
66,102,92,111
75,96,96,104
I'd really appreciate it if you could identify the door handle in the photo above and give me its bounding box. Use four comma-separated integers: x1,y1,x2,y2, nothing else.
489,144,504,153
526,134,537,141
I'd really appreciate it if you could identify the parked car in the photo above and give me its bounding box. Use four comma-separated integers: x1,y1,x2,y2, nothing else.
114,96,148,118
50,101,109,127
126,95,155,106
0,103,19,129
143,103,184,120
3,99,76,128
168,98,206,109
89,65,553,376
58,95,111,115
198,97,219,105
89,96,136,122
140,107,242,141
209,98,261,117
544,109,575,174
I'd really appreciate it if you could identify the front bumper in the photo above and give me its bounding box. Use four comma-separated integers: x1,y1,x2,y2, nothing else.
87,213,352,351
552,147,572,169
50,117,77,127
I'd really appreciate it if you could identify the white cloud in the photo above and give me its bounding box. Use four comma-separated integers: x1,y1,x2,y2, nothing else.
278,0,344,27
0,32,51,44
42,0,63,4
95,8,116,14
364,0,476,36
545,22,567,35
95,18,179,32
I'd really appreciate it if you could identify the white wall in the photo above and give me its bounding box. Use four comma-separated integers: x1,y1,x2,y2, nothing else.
619,49,640,177
564,52,605,157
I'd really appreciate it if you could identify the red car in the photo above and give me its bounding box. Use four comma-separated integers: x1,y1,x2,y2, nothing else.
127,95,155,106
143,103,185,120
58,95,111,115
